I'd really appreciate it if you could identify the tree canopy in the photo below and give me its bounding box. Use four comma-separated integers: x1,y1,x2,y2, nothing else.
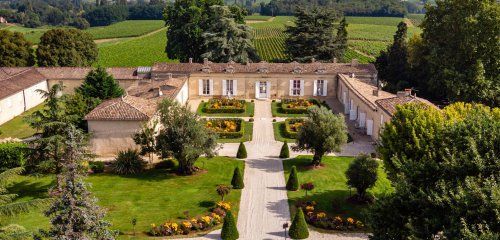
76,67,124,100
0,30,35,67
369,102,500,239
36,29,98,67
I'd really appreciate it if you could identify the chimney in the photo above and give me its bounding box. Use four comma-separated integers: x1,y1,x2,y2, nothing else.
396,91,407,99
350,73,356,78
167,73,172,79
404,88,412,96
311,57,316,63
333,58,337,63
372,89,379,96
351,59,358,67
203,58,209,65
158,87,163,96
189,58,193,64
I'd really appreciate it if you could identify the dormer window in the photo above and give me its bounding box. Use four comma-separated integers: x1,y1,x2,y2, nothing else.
202,66,211,73
316,67,326,74
225,66,235,73
258,67,269,73
293,66,303,74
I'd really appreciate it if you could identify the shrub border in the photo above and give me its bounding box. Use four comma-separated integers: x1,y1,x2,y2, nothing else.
206,118,244,139
284,118,304,139
203,99,246,114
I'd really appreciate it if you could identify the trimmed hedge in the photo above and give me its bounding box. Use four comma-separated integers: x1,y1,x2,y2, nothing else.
203,99,246,114
283,118,304,139
289,208,309,239
279,98,320,114
236,142,247,159
279,141,290,158
207,118,245,139
0,142,28,171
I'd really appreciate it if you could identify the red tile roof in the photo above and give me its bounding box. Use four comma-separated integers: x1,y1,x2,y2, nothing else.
0,68,47,99
127,78,187,100
35,67,142,80
376,96,436,116
84,95,157,121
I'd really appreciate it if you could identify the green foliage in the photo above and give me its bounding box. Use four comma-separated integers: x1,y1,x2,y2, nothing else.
370,103,500,239
84,5,129,27
0,30,35,67
279,141,289,158
345,154,379,200
293,106,348,166
221,211,239,240
231,166,244,189
76,67,124,100
0,142,28,171
36,29,98,67
375,21,410,92
45,126,115,239
286,165,299,191
288,208,309,239
335,17,349,61
216,184,231,201
236,142,247,159
155,99,219,175
285,7,342,62
201,5,260,63
112,149,147,175
89,161,105,173
133,121,158,164
0,224,31,240
421,0,499,106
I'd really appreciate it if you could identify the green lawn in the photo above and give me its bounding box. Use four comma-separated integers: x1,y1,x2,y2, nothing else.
197,102,255,117
0,104,43,139
283,156,393,222
271,102,307,117
85,20,165,40
272,121,296,143
3,157,244,239
217,121,254,143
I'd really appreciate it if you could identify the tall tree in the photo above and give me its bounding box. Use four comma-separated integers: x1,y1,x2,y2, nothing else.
374,21,410,93
36,29,98,67
201,5,259,63
45,126,115,240
293,106,348,166
334,17,348,61
345,154,379,202
76,67,124,100
154,99,219,175
285,7,342,62
0,30,35,67
421,0,499,106
369,102,500,239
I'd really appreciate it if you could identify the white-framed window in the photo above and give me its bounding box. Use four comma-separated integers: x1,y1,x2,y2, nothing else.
380,114,384,126
316,80,324,96
292,80,301,96
202,79,211,95
226,80,234,95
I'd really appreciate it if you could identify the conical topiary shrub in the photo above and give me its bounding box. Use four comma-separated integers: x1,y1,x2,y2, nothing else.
288,208,309,239
231,167,244,189
221,211,239,240
279,141,290,158
236,142,247,159
286,166,299,191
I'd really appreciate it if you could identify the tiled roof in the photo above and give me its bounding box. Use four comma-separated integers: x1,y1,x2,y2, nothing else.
127,78,187,100
84,95,157,121
338,73,394,110
376,96,436,116
152,61,377,75
0,68,47,99
35,67,142,80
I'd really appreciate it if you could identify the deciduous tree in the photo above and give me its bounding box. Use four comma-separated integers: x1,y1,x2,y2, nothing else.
345,154,378,202
0,30,35,67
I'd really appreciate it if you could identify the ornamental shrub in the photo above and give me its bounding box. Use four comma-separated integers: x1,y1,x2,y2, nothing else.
279,141,290,158
0,142,28,171
89,161,105,173
286,166,299,191
236,142,247,159
221,211,239,240
231,167,244,189
112,149,147,175
289,208,309,239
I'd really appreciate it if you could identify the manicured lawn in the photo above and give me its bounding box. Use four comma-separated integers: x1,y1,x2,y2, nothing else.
217,121,254,143
271,101,307,117
283,156,393,222
272,121,296,143
3,157,244,239
197,101,255,117
0,104,43,139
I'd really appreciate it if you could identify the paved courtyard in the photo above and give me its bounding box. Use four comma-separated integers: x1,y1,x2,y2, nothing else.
181,99,370,240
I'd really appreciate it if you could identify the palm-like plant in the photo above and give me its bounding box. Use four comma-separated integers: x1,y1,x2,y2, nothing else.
0,168,49,217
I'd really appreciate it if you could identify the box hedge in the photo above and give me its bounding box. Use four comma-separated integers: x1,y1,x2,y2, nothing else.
0,142,28,171
203,99,246,114
206,118,245,139
279,98,320,114
283,118,305,139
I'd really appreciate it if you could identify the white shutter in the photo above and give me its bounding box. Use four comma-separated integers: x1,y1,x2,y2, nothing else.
266,81,271,98
313,80,317,96
233,80,238,96
300,80,305,96
323,80,328,96
198,79,203,96
222,80,227,96
289,80,293,96
255,82,259,98
209,79,214,96
366,119,373,136
359,112,366,128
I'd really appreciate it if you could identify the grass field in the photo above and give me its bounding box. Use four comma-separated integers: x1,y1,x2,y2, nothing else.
283,156,393,222
2,157,244,239
196,102,255,117
0,104,43,139
272,121,296,143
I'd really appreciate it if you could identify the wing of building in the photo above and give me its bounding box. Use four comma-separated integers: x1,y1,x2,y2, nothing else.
0,59,435,156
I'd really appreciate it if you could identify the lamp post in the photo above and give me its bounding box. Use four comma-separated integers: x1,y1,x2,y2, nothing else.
283,222,289,240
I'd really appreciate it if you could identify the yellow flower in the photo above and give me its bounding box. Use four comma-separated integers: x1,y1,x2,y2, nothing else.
217,201,232,210
347,218,355,224
181,221,192,229
305,206,314,212
316,212,327,219
151,223,156,228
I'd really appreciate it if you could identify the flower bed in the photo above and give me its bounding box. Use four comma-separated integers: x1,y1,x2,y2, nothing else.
297,201,365,231
203,99,246,114
205,118,244,139
149,201,231,236
279,98,320,114
283,118,304,139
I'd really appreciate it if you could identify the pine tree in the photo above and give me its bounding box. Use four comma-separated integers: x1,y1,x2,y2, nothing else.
286,166,299,191
231,167,244,189
45,126,115,240
334,17,348,61
288,208,309,239
236,142,247,159
221,211,239,240
76,67,124,101
279,141,289,158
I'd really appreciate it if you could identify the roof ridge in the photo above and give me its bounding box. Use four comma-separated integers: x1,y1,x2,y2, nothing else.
121,96,151,118
1,68,35,81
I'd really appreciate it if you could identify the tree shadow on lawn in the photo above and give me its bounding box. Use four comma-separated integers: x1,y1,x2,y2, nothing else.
9,179,53,200
288,189,371,222
105,169,181,182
